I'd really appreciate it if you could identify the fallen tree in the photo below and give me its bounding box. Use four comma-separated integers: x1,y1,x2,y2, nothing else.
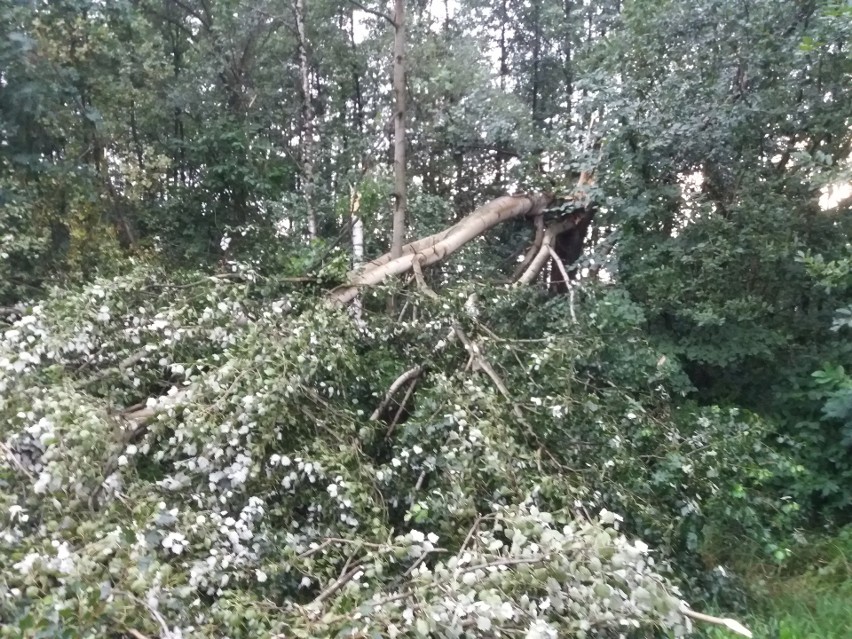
0,247,769,638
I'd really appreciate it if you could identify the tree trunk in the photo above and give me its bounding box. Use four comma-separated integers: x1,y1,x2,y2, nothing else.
350,185,365,318
294,0,317,239
391,0,407,260
562,0,573,120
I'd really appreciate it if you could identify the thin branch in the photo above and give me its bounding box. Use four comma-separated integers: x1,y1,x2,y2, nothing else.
385,377,419,439
298,539,334,558
453,325,524,422
1,442,35,480
310,563,363,606
414,468,427,491
346,0,394,24
568,287,577,324
680,605,752,638
370,365,424,421
456,514,483,562
171,0,212,30
514,217,579,285
457,555,548,575
511,213,545,281
411,255,439,299
547,246,578,324
396,298,410,322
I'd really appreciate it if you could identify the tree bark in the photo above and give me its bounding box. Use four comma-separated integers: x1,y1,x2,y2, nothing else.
350,185,365,317
391,0,407,259
294,0,317,239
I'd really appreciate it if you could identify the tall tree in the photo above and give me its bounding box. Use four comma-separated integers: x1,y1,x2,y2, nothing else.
391,0,407,260
293,0,317,238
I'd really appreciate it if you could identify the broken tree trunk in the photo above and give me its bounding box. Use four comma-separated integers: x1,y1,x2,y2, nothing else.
549,206,594,293
328,194,554,305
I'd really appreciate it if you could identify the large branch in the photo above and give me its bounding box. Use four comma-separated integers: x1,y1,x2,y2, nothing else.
328,194,553,305
513,214,587,286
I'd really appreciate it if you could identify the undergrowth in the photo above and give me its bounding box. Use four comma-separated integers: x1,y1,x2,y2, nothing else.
707,526,852,639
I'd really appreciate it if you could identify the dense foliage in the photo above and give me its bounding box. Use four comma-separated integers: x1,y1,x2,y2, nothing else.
1,0,850,637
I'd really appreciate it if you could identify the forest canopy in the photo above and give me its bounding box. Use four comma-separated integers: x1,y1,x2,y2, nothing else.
1,0,851,638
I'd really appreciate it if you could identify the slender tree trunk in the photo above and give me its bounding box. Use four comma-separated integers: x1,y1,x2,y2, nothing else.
499,0,508,91
454,150,464,213
294,0,317,239
531,0,544,174
495,0,509,190
350,185,365,318
562,0,573,121
349,9,364,137
531,0,542,128
130,100,145,171
391,0,407,260
171,26,186,186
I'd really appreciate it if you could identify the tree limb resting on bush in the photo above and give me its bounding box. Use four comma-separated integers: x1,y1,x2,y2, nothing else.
328,194,553,304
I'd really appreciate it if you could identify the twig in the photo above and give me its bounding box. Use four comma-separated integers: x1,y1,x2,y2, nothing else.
400,546,441,582
301,537,403,553
346,0,394,24
456,514,483,563
414,468,427,491
370,365,424,421
457,555,547,575
385,377,419,439
0,442,35,480
396,298,410,322
310,563,363,606
116,590,176,638
298,539,335,559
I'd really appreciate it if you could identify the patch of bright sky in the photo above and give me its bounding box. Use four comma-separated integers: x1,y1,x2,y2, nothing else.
352,0,458,44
